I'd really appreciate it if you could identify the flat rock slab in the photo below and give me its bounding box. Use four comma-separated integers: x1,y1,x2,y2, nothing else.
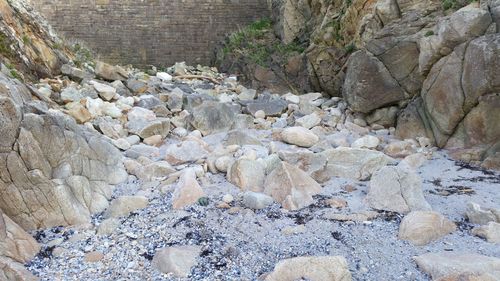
264,256,352,281
152,245,201,277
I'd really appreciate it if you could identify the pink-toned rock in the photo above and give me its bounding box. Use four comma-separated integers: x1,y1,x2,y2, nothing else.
172,168,205,209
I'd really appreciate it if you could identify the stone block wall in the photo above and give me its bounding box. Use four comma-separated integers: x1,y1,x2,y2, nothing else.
28,0,269,66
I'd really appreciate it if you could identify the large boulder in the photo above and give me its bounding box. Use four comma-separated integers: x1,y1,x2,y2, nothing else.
0,74,127,230
228,159,266,192
414,252,500,280
343,50,408,113
152,245,201,278
366,166,431,214
94,61,128,81
264,162,321,210
265,256,352,281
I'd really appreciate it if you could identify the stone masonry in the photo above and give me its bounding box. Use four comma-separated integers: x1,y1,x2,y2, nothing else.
28,0,269,66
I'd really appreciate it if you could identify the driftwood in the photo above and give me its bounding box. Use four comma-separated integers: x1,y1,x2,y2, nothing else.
174,75,220,85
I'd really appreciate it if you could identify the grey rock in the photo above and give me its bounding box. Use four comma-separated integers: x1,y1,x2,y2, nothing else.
242,192,274,210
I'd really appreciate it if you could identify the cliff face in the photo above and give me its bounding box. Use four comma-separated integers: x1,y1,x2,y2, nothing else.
0,0,70,79
217,0,500,167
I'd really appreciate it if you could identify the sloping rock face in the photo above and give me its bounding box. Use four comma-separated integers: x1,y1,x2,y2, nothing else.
0,0,70,78
0,73,127,230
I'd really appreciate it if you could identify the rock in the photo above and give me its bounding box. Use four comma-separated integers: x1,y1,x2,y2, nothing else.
66,102,92,123
128,118,171,139
472,222,500,244
242,192,274,210
103,196,148,218
189,101,235,136
165,141,209,165
222,194,234,204
398,211,456,245
125,144,160,159
143,135,163,146
295,112,321,129
138,161,176,181
384,140,415,158
152,245,201,277
254,110,266,119
399,153,428,170
112,138,131,150
128,107,157,122
466,202,500,225
351,135,380,149
0,84,127,230
281,127,319,148
156,72,172,82
84,251,104,263
343,50,407,113
413,252,500,280
281,225,306,235
264,162,322,210
61,64,94,81
323,211,379,222
228,159,265,192
215,156,233,173
238,88,257,101
97,218,120,235
0,211,40,263
316,147,395,181
90,81,116,101
95,61,128,81
225,130,262,146
60,86,83,103
172,168,205,209
246,97,288,117
366,166,431,214
264,256,352,281
326,198,348,209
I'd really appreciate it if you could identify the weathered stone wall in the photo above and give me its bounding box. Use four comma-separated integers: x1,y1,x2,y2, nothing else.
27,0,269,66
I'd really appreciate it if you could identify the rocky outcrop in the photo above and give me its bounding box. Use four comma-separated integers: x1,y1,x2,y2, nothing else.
0,73,127,230
217,0,500,168
0,0,70,79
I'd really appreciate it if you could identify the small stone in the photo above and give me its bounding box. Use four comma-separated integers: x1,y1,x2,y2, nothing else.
156,72,172,82
254,110,266,119
90,81,117,101
222,194,234,203
398,211,456,246
242,192,274,210
326,198,348,209
281,127,319,148
112,138,131,150
84,251,104,263
152,246,202,277
281,225,306,235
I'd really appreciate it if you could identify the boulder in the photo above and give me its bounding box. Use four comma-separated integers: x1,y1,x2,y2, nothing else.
281,127,319,148
242,192,274,210
316,147,395,181
466,202,500,225
472,222,500,244
264,162,321,210
264,256,352,281
366,166,431,214
0,211,40,263
152,246,201,278
189,101,235,136
295,112,321,129
127,118,171,139
95,61,128,81
228,159,265,192
164,141,209,165
398,211,456,245
103,196,148,218
172,169,205,209
0,77,127,230
89,80,116,101
351,135,380,149
343,50,407,113
414,252,500,280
